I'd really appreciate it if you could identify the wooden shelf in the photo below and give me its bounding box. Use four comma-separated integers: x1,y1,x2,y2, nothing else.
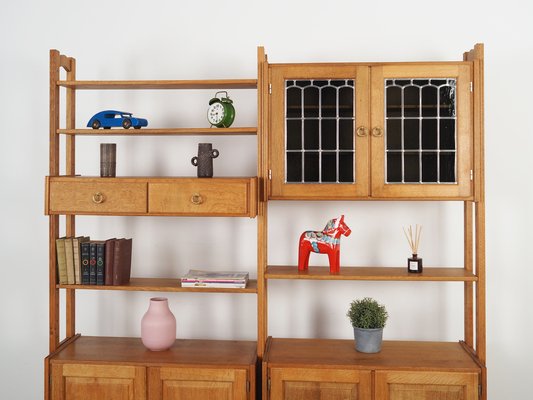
58,277,258,293
265,266,477,282
57,127,257,136
57,79,257,90
51,335,257,366
264,337,480,372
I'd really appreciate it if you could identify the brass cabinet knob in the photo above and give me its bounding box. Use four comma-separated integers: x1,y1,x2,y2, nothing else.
190,193,203,205
92,192,105,204
356,126,368,137
372,127,383,137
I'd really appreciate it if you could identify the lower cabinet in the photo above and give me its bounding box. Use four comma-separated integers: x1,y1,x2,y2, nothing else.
263,339,482,400
47,337,257,400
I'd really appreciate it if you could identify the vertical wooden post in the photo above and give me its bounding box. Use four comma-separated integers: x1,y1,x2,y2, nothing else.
464,43,486,399
463,43,486,362
257,46,269,358
463,202,474,348
471,44,486,365
49,50,61,352
65,56,76,338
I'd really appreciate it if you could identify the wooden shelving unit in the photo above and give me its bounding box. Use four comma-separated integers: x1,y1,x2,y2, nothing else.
45,45,486,400
260,44,486,400
46,49,264,400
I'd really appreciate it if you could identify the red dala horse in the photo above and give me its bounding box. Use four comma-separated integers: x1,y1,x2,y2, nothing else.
298,215,351,273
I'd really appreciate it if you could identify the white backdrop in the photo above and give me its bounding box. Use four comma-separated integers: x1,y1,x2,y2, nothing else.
1,0,532,398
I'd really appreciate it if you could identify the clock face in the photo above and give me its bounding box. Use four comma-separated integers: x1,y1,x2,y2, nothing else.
208,102,225,125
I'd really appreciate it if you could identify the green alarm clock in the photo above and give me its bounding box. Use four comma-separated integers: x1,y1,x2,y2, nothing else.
207,91,235,128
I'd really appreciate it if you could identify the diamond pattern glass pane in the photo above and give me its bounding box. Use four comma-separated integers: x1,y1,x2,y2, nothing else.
285,79,355,183
385,78,457,184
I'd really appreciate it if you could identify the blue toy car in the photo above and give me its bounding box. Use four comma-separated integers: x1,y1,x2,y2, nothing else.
87,110,148,129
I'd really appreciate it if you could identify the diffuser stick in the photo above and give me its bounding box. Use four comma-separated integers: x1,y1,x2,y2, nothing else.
403,224,422,254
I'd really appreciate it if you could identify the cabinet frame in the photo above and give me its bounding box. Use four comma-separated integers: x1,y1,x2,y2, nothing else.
268,63,474,200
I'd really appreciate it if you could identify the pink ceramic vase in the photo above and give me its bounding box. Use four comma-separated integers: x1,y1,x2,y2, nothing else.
141,297,176,351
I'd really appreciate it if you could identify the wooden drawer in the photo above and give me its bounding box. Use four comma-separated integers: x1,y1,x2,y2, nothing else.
148,178,257,217
47,178,147,215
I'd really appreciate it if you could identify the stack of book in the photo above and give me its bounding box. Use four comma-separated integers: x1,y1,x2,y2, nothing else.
181,269,249,289
56,237,132,286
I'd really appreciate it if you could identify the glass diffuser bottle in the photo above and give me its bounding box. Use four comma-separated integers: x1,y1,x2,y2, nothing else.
404,225,423,273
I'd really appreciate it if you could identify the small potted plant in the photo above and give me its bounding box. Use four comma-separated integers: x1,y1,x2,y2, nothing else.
347,297,388,353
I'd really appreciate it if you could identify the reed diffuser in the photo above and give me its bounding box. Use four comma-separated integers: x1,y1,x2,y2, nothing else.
403,224,423,273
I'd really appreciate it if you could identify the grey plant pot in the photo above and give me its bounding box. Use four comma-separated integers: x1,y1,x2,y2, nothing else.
353,327,384,353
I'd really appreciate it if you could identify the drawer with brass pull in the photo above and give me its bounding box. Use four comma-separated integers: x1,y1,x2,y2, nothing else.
148,178,257,217
46,177,147,215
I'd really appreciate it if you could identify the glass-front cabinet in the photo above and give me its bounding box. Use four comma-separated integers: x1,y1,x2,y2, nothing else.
270,65,370,199
269,63,472,199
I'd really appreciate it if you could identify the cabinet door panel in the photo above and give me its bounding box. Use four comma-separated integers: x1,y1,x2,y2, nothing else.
270,65,370,199
375,370,478,400
370,64,473,199
51,363,146,400
148,367,248,400
270,367,371,400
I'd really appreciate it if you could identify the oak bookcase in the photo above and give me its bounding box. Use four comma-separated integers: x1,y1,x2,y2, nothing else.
45,45,486,400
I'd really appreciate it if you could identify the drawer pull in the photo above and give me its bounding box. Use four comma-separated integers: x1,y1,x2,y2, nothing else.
190,193,203,205
92,192,105,204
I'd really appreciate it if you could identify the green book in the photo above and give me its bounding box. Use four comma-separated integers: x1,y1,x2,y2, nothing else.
96,241,106,286
80,241,91,285
73,237,90,284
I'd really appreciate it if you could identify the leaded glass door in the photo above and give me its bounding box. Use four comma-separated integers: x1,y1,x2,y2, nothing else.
370,64,473,198
269,65,370,199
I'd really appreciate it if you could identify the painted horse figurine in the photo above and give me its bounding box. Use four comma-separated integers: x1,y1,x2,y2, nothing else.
298,215,352,273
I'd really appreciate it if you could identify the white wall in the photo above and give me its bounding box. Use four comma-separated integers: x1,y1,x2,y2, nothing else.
1,0,532,398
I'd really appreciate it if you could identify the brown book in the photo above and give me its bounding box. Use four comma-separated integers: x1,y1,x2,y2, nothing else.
113,238,132,285
104,238,116,286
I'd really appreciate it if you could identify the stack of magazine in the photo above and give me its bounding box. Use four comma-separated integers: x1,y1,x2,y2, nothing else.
181,269,249,289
